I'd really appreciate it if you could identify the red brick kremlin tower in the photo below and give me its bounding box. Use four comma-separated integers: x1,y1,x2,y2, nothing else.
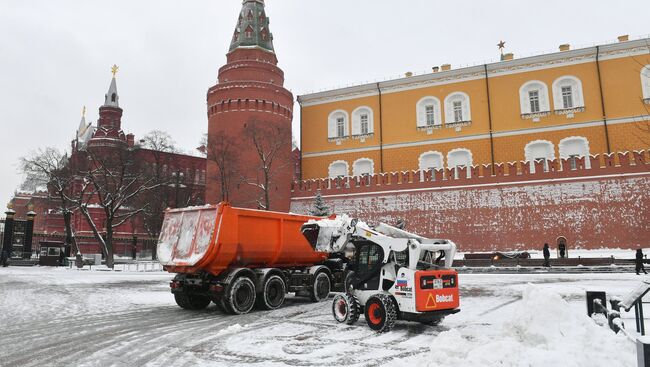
206,0,294,211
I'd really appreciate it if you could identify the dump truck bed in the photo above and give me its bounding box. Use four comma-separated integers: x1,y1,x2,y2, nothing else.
157,203,328,276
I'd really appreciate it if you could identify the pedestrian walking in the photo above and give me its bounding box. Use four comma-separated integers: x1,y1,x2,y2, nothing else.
636,249,647,275
543,243,551,267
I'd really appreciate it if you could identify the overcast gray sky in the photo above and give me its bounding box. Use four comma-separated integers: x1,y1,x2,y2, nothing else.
1,0,648,204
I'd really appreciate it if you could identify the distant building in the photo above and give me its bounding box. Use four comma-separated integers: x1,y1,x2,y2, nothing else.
10,71,207,255
297,37,650,179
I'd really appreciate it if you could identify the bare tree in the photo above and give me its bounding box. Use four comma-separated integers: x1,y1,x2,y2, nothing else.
206,131,239,203
69,148,163,268
142,130,178,153
19,147,79,255
243,119,292,211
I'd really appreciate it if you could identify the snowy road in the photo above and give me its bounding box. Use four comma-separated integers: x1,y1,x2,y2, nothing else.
0,267,642,367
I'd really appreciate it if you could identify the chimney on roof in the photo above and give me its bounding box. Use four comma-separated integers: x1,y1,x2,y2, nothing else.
441,64,451,71
502,53,514,61
126,134,135,147
559,44,570,52
405,72,413,77
618,35,629,42
432,66,439,72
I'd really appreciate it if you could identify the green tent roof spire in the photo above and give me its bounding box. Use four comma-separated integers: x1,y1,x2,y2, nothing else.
229,0,274,53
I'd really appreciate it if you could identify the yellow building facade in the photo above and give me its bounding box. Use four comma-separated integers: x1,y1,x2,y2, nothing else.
298,37,650,179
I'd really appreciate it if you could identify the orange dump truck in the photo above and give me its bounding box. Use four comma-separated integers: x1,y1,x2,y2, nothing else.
157,203,346,314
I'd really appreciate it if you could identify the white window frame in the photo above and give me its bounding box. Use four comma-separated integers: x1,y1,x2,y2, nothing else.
552,76,584,113
519,80,550,118
352,158,375,177
524,140,555,173
351,106,374,139
641,65,650,103
446,148,473,179
328,160,349,178
444,92,471,126
558,136,591,169
416,96,442,130
328,110,349,142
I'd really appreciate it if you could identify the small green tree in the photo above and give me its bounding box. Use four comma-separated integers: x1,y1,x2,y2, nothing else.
310,191,330,216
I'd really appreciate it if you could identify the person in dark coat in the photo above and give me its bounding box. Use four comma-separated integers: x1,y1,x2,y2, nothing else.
0,250,9,267
543,243,551,267
636,249,647,275
558,242,566,258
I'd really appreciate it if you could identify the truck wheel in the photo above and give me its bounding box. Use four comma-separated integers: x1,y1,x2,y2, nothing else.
332,293,360,325
364,294,397,333
225,276,256,315
257,275,286,310
310,272,331,302
174,292,211,310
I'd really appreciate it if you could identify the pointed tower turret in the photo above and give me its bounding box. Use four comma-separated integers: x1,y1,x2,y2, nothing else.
206,0,294,211
229,0,274,53
104,67,120,107
88,65,127,149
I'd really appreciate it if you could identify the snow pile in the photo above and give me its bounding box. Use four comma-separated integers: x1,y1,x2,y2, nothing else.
425,285,635,367
215,324,246,337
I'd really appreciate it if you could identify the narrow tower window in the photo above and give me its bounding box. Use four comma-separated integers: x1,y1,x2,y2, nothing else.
111,93,116,102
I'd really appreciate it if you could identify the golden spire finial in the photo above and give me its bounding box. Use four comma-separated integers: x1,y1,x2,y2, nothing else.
111,64,119,78
82,106,86,117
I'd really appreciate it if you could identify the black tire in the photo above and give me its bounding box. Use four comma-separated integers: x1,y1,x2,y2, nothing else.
332,293,360,325
174,292,211,310
225,276,257,315
256,275,286,310
364,294,397,333
309,272,331,302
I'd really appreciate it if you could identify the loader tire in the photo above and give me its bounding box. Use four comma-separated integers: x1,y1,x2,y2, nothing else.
364,294,397,333
309,272,331,302
225,276,256,315
174,292,211,310
256,275,286,310
332,293,360,325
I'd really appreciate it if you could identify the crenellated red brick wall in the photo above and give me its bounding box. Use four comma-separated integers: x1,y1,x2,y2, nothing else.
290,151,650,252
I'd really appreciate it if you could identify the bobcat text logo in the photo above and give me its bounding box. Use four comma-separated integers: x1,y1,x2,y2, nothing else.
435,294,454,303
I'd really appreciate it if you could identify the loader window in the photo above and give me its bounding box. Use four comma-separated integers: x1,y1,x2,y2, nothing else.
354,242,384,290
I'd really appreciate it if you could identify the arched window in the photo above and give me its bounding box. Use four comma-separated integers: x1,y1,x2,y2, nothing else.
524,140,555,173
351,106,374,138
559,136,591,169
642,65,650,102
447,148,473,178
247,10,253,21
418,151,444,171
328,160,349,178
260,28,268,41
328,110,349,142
444,92,471,125
519,81,550,118
352,158,374,177
552,76,584,112
111,93,117,102
416,97,442,131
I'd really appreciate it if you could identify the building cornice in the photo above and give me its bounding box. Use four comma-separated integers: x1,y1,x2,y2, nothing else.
298,38,650,107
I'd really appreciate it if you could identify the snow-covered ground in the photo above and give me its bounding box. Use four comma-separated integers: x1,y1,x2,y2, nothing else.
0,266,643,367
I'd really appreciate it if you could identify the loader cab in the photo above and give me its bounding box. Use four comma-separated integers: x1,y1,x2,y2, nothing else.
349,241,384,291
